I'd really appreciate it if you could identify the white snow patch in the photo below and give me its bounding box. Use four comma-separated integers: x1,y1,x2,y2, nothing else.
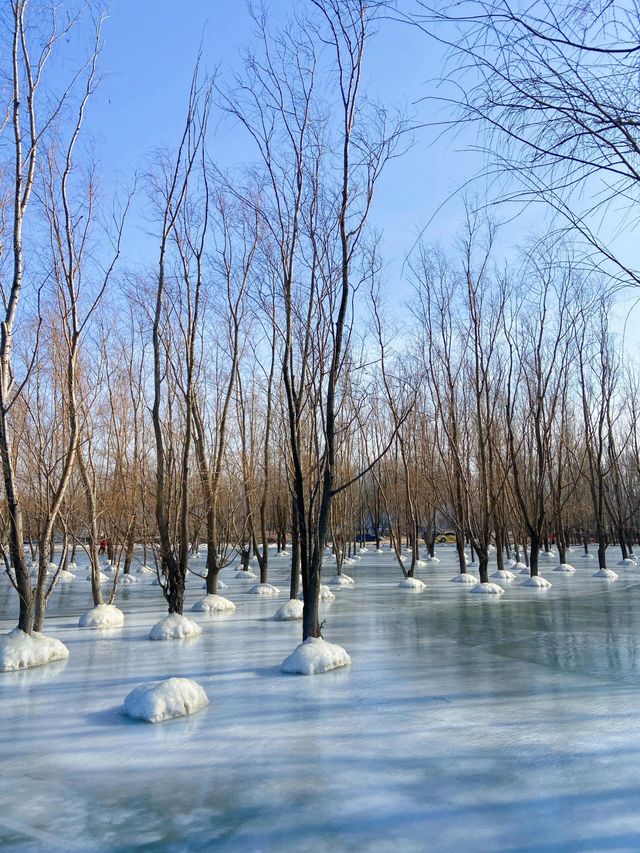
491,569,516,580
85,571,109,583
201,580,228,591
426,555,440,562
618,558,637,566
122,677,208,723
414,559,428,567
191,594,235,613
471,582,505,595
553,563,575,574
521,575,552,589
451,573,478,585
149,613,202,640
121,573,140,585
0,628,69,671
399,577,426,590
297,584,335,602
515,563,530,575
247,583,280,596
136,565,156,575
57,569,76,583
79,604,125,629
234,570,257,579
281,636,351,675
581,553,595,559
273,599,304,621
592,568,619,580
467,561,479,569
327,574,355,587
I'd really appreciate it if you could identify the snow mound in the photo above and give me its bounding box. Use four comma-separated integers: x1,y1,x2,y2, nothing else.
471,582,504,595
358,548,368,554
467,561,479,569
491,569,516,580
121,573,140,584
521,576,552,589
191,594,235,613
297,584,335,602
541,551,556,559
234,570,257,579
79,604,125,629
618,558,637,566
68,562,77,571
506,558,516,567
273,599,304,621
451,573,478,584
374,549,384,554
85,571,109,583
414,559,428,567
57,569,76,583
201,580,228,591
516,563,530,575
0,628,69,671
319,585,336,602
46,561,58,574
592,568,618,580
281,636,351,675
122,677,208,723
149,613,202,640
399,577,426,590
426,555,440,562
136,565,155,575
554,563,575,574
327,574,355,587
581,553,595,559
247,583,280,596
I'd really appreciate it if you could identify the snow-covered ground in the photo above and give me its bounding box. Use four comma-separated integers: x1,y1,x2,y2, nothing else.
2,545,640,850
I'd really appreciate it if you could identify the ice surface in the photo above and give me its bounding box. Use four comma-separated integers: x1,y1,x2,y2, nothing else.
78,604,125,629
149,613,202,640
281,636,351,675
273,599,304,621
190,595,236,614
0,628,69,671
4,544,640,849
122,677,208,723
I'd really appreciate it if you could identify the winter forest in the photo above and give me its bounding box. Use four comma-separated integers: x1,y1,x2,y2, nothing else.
2,0,640,850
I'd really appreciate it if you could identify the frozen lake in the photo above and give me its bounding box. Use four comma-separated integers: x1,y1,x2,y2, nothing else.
2,546,640,852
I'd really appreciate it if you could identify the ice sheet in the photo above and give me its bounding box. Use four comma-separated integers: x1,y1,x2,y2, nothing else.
2,545,640,850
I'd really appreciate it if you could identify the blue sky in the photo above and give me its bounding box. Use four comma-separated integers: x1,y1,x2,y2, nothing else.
66,0,638,349
85,2,480,267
